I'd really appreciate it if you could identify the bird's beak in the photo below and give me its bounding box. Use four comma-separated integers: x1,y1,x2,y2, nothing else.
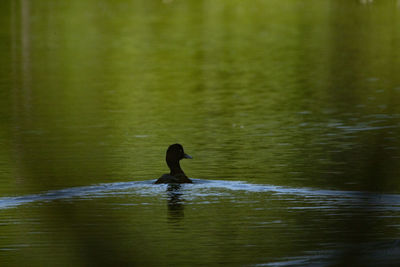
183,153,193,159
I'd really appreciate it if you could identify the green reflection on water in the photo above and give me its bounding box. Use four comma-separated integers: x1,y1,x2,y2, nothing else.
2,0,399,193
1,0,400,265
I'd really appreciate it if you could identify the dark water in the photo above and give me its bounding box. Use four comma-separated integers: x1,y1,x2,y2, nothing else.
1,0,400,266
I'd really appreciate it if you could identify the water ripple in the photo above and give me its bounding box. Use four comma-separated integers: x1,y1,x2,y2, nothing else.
0,179,400,210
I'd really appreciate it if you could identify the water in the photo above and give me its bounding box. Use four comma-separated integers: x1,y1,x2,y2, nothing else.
1,180,400,265
1,0,400,266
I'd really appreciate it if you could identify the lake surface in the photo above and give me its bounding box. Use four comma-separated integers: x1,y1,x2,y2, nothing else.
1,0,400,266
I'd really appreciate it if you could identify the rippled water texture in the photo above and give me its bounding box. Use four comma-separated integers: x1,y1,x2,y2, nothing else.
1,0,400,266
1,180,400,266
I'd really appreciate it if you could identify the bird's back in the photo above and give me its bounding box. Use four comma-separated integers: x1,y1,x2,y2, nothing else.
155,173,192,184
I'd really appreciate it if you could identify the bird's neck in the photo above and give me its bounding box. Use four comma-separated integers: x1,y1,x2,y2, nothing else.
167,160,184,176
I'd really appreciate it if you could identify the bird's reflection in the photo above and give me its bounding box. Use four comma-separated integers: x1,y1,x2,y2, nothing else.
167,184,185,223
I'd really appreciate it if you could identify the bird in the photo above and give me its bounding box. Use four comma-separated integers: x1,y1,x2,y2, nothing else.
155,144,193,184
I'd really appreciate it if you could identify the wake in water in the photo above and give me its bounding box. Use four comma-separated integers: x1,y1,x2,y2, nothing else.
1,179,400,210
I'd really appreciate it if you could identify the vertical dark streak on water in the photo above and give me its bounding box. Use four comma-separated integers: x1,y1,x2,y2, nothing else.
21,0,31,113
167,184,185,224
327,2,368,264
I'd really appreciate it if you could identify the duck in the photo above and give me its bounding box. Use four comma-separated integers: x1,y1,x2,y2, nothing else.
155,144,193,184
